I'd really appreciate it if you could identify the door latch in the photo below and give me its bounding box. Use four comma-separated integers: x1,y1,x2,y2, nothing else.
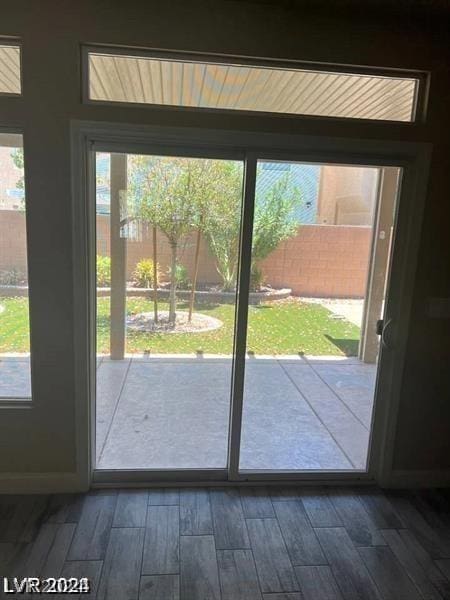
376,318,393,349
376,319,384,335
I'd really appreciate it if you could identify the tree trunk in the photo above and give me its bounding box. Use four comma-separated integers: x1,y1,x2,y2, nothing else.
152,226,158,323
188,228,202,322
169,241,177,323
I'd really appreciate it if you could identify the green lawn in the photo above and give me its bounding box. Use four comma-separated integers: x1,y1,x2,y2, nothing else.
0,296,360,356
0,297,32,353
100,296,360,355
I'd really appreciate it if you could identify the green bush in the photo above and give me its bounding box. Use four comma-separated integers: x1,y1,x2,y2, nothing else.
167,262,190,289
133,258,160,288
96,255,111,287
249,265,265,292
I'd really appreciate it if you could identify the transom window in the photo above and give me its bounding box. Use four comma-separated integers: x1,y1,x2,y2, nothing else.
86,48,421,122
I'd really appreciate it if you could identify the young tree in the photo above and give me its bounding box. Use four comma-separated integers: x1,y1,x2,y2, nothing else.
188,224,202,322
127,157,302,331
180,160,212,321
152,225,158,323
202,161,244,291
203,165,302,292
250,172,301,290
127,156,197,323
187,160,242,317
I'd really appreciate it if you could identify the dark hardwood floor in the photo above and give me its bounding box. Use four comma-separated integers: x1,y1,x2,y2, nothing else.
1,486,450,599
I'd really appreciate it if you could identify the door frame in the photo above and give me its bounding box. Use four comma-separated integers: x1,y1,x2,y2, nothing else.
71,120,431,488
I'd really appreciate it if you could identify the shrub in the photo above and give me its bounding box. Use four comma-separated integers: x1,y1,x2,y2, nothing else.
251,172,300,282
202,162,244,291
167,262,190,289
127,156,197,322
133,258,160,288
97,255,111,287
250,265,265,292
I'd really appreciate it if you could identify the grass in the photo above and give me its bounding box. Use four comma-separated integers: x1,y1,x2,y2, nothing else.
98,296,360,355
0,297,32,353
0,296,360,356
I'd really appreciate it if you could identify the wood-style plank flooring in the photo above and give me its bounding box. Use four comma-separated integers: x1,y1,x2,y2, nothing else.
1,486,450,599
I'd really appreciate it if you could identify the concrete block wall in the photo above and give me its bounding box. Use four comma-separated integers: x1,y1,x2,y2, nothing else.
1,211,371,298
0,210,28,274
98,217,372,298
261,224,372,297
96,215,222,285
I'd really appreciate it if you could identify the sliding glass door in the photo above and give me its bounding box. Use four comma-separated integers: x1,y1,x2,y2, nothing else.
91,144,402,480
95,151,245,471
238,159,401,473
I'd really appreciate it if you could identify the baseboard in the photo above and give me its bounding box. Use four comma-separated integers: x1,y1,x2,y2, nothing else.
385,469,450,488
0,472,89,494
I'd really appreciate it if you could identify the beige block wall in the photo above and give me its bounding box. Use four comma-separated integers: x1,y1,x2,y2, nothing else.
96,215,222,285
0,210,28,273
261,224,372,297
98,216,371,298
1,211,371,298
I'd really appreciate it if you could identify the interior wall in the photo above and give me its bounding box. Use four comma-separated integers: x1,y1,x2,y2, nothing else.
0,0,449,483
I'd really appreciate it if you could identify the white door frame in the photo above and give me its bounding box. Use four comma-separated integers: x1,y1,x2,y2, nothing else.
71,120,431,488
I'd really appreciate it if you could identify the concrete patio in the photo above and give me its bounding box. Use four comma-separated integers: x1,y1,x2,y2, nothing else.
0,357,32,398
0,354,376,471
95,355,376,471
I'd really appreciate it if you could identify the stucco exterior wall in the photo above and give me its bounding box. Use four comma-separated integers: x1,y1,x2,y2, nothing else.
0,146,23,210
317,165,379,226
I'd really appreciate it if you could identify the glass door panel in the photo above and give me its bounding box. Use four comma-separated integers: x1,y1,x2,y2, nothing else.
95,152,244,470
239,159,401,472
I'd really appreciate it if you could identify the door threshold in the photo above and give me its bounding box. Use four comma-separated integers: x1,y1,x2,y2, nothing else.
92,468,375,488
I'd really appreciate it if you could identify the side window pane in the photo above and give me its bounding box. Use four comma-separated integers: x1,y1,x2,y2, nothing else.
0,133,31,399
